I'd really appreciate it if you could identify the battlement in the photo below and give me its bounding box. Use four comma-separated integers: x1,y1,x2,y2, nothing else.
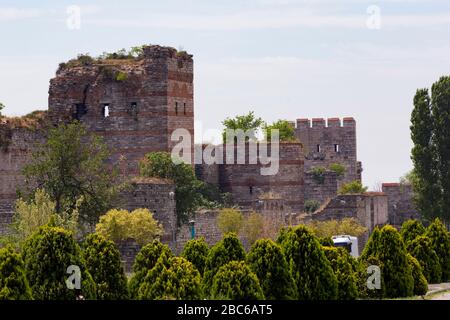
296,117,356,129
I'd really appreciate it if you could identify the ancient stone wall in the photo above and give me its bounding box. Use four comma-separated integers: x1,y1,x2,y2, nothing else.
48,45,194,175
382,183,420,228
304,170,338,205
295,118,360,186
0,121,47,234
196,142,304,211
117,177,177,246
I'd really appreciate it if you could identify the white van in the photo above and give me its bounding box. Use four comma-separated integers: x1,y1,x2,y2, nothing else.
331,235,359,257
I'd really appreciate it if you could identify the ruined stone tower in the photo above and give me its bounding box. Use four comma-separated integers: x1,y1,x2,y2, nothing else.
295,117,362,186
48,45,194,174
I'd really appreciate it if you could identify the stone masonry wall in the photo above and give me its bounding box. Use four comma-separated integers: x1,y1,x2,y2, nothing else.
382,183,420,228
295,117,360,186
304,170,338,205
48,45,194,175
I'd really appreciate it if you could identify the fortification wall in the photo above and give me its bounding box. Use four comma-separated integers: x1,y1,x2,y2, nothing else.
382,183,420,227
48,45,194,175
295,118,360,185
304,170,338,205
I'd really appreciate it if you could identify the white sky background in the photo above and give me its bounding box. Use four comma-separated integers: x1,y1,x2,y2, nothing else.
1,0,449,189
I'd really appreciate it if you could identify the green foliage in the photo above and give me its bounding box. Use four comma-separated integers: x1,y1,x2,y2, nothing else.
211,261,264,300
95,208,163,246
318,237,334,247
98,46,145,60
138,256,202,300
242,212,265,245
128,240,173,299
0,246,32,300
216,208,244,235
23,121,118,227
407,236,441,283
356,256,384,299
411,77,450,224
407,253,428,296
304,199,320,213
400,219,426,244
203,233,246,297
247,239,296,300
0,102,4,117
115,71,128,82
1,189,79,248
311,166,326,184
307,218,368,239
22,225,96,300
279,225,338,300
361,225,414,298
181,237,209,275
329,163,346,177
263,119,297,142
140,152,204,225
82,234,128,300
196,183,233,209
222,111,264,143
425,218,450,281
338,180,368,195
323,246,359,300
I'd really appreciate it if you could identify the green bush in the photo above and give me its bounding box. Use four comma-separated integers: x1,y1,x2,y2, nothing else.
217,208,244,235
22,225,96,300
82,234,128,299
304,199,320,213
360,227,381,260
138,256,202,300
311,167,326,184
407,235,442,283
356,256,384,299
203,233,246,297
279,225,338,300
211,261,264,300
364,225,414,298
0,246,32,300
247,239,296,300
128,240,173,299
338,180,368,195
181,237,209,275
323,246,359,300
425,218,450,281
407,253,428,296
329,163,346,177
401,219,426,244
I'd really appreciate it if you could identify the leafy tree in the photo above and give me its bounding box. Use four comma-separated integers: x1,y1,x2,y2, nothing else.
181,237,209,276
128,240,173,299
247,239,296,300
211,261,264,300
82,234,128,300
222,111,264,143
411,77,450,224
307,218,367,239
23,121,118,226
216,208,244,235
242,212,264,245
22,224,96,300
329,163,346,177
323,246,359,300
279,225,338,300
95,208,163,246
361,225,414,298
425,218,450,281
407,253,428,296
0,246,32,300
140,151,204,225
263,119,297,142
400,220,426,244
407,236,441,283
203,233,246,296
338,180,368,195
0,102,4,117
138,256,202,300
1,189,79,248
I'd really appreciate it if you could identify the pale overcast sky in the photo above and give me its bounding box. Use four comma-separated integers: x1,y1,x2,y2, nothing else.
1,0,449,189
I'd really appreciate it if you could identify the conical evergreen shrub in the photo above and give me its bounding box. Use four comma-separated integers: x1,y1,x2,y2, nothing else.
181,237,209,275
425,218,450,281
400,220,426,244
407,235,442,283
247,239,296,300
279,225,338,300
0,246,32,300
407,253,428,296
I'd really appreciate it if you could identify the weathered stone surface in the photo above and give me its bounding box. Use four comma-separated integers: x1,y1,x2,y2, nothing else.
382,183,421,227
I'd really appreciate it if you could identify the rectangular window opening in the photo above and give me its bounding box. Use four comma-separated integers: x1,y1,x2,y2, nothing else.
102,104,110,118
334,144,339,152
316,144,321,153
